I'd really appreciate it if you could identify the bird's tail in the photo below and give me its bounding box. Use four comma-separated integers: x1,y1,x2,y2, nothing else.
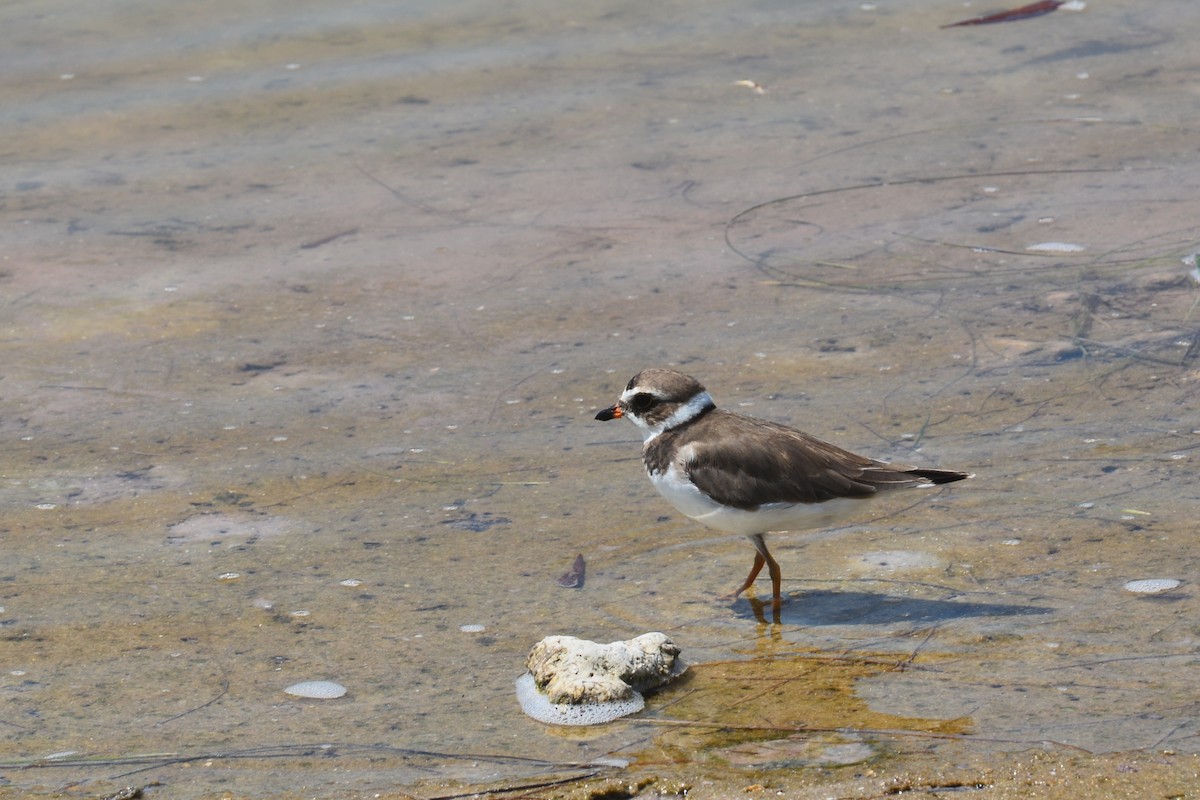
907,468,971,485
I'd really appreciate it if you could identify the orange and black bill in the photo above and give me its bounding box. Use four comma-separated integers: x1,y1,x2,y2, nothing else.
595,404,623,421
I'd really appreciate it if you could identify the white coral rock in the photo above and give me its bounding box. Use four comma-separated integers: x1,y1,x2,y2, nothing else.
516,632,686,725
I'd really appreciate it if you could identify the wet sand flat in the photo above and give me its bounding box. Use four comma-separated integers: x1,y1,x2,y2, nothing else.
3,1,1199,797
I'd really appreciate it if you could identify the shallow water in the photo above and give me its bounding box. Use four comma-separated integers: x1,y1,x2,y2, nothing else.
3,0,1200,797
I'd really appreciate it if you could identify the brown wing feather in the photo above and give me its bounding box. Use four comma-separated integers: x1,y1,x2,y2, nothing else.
674,411,966,509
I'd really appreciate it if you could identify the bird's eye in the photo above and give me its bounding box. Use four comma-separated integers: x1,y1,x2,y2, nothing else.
629,393,657,412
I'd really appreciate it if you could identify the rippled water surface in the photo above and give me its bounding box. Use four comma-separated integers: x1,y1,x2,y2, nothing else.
3,1,1200,797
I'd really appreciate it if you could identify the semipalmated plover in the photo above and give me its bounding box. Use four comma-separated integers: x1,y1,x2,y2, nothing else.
596,368,969,611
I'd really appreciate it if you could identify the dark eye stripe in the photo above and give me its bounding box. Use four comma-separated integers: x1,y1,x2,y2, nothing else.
630,393,657,412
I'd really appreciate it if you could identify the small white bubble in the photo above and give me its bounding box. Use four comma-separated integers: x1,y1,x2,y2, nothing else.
1027,242,1085,253
284,680,346,699
1123,578,1180,595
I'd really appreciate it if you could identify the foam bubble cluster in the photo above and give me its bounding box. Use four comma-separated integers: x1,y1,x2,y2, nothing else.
515,673,644,725
284,680,347,699
1123,578,1181,595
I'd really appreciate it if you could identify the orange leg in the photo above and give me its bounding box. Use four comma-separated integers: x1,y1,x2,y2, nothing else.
724,551,766,600
750,533,783,612
723,534,784,610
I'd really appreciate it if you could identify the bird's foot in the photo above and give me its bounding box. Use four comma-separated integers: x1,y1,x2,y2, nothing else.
720,588,789,608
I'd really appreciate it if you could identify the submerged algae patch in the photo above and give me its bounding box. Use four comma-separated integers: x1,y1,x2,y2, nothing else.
639,652,970,771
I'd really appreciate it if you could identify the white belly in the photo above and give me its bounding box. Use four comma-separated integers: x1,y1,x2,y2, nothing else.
648,468,866,536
